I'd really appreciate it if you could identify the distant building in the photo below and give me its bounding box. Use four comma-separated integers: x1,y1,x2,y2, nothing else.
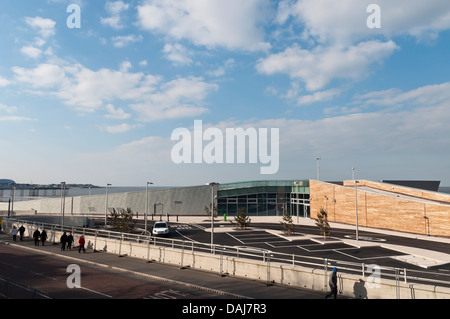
0,179,16,186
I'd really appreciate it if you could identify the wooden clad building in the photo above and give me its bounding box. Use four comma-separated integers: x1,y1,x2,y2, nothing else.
310,180,450,238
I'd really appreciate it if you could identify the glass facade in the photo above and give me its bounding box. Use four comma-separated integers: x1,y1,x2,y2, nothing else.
217,180,310,217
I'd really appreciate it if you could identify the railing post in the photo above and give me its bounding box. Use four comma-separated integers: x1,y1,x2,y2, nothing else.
94,229,98,252
180,240,185,269
146,236,152,263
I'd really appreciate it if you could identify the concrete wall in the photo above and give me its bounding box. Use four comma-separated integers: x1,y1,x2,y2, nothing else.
310,180,450,237
0,185,213,217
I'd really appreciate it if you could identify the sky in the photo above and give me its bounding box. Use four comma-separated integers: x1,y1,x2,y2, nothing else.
1,0,450,187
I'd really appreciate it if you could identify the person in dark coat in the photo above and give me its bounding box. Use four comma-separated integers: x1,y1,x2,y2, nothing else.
67,232,74,249
325,267,338,299
33,229,41,246
40,229,48,246
60,232,68,251
18,225,26,241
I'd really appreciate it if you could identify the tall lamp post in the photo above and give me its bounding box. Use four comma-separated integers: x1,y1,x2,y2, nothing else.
104,183,111,227
209,182,219,251
352,168,359,241
354,179,359,241
145,181,153,235
60,182,66,228
316,157,321,180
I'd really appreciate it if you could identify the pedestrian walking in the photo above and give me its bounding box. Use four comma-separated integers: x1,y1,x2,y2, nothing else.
67,232,74,249
60,232,68,251
33,229,41,246
325,267,338,299
18,225,26,241
11,226,18,242
78,235,86,253
41,229,48,246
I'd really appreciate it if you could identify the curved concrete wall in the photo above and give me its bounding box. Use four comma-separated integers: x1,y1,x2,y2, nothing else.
1,185,213,217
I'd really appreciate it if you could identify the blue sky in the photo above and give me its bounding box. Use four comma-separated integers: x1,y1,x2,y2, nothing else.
1,0,450,187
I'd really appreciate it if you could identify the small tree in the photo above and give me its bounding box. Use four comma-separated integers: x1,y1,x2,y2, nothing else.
204,203,218,218
108,207,135,233
280,209,295,235
315,207,331,239
234,207,251,230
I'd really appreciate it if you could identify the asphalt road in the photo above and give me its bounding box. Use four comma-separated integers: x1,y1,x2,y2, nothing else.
0,243,230,299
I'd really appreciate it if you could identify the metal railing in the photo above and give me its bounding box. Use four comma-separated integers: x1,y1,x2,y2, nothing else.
0,276,51,299
2,217,450,291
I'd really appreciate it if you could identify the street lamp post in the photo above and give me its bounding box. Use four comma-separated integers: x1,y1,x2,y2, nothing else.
61,182,66,228
145,181,153,235
354,180,359,241
104,183,111,227
316,157,321,180
209,182,219,251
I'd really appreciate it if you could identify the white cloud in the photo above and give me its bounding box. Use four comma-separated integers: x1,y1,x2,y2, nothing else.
163,43,193,66
12,63,66,88
104,104,131,120
12,60,217,121
24,16,56,38
277,0,450,45
0,76,11,87
112,34,143,47
101,1,130,29
0,104,36,122
102,123,142,134
257,41,399,91
130,76,218,121
355,82,450,109
0,104,18,114
295,88,342,106
137,0,271,51
207,58,235,77
20,45,43,59
0,116,36,122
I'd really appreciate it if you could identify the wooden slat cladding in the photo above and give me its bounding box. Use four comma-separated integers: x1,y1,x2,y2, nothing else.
310,180,450,238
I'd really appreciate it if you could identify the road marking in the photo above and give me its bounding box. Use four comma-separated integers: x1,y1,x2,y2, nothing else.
175,230,199,243
226,232,244,244
30,271,57,281
74,285,112,298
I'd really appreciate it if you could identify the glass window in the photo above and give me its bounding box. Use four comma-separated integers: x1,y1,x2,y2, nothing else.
248,204,257,216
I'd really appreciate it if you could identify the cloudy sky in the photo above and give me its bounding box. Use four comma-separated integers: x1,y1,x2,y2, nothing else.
1,0,450,187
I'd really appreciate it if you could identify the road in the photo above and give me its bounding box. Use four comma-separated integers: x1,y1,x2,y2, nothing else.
0,243,229,299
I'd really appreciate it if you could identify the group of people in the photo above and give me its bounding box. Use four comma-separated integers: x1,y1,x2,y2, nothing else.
60,232,86,253
11,225,48,245
10,225,86,253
